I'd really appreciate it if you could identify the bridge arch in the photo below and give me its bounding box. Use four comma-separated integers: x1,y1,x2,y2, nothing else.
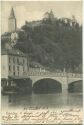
68,80,83,93
32,78,62,94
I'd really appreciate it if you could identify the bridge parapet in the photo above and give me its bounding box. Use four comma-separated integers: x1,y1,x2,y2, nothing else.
28,68,82,78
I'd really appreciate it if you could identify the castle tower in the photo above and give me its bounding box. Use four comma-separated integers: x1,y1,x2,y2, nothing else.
8,7,17,32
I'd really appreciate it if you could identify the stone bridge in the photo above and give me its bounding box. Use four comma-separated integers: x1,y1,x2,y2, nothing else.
28,68,82,94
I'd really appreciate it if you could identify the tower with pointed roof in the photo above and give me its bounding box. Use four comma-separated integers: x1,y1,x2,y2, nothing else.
8,7,17,32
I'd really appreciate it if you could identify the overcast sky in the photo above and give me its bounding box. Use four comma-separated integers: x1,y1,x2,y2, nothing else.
1,1,82,33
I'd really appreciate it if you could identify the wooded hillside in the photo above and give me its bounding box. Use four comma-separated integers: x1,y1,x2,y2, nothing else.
1,11,82,72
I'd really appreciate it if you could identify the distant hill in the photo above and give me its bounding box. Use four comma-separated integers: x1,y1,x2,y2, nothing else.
1,11,82,73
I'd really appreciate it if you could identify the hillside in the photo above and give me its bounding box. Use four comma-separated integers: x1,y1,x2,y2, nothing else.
1,11,82,73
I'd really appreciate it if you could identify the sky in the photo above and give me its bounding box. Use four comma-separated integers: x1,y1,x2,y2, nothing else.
1,1,82,33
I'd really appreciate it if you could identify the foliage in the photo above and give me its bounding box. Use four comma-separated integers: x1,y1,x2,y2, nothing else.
1,11,82,72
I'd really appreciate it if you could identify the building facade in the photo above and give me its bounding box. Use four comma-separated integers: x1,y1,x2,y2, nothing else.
1,49,33,94
1,49,29,79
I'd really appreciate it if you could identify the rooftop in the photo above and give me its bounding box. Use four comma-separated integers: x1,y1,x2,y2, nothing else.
1,48,27,57
9,7,15,19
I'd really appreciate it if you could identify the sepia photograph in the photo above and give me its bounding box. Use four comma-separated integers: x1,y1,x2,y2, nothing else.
1,1,83,124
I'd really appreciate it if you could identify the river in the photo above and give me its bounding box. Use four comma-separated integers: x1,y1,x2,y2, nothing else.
1,92,82,110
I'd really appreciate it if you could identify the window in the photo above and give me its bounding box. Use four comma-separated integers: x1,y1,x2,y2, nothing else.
23,59,25,65
13,72,15,76
13,57,15,63
17,58,19,64
9,65,11,71
9,57,11,63
13,65,15,71
17,66,19,76
17,66,19,71
23,67,25,71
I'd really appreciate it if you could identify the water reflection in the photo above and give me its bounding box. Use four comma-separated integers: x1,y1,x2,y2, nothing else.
1,92,82,109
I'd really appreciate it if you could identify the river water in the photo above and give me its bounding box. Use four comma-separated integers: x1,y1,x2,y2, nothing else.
1,92,82,110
